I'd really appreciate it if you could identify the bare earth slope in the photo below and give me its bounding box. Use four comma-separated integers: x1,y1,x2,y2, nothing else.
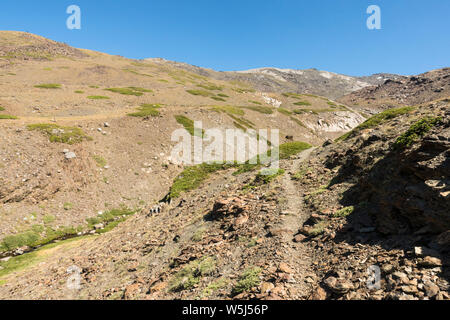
0,31,448,300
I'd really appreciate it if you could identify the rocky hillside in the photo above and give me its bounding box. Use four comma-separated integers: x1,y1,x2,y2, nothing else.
0,31,448,300
339,68,450,114
147,58,402,100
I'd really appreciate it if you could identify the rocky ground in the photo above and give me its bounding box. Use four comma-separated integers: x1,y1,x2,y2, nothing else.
0,31,448,300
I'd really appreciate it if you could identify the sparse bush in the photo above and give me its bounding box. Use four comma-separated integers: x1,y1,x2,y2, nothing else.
27,123,92,144
128,104,161,117
175,115,204,137
394,117,442,148
241,105,273,114
186,89,212,97
34,83,61,89
232,267,262,295
332,206,354,218
294,101,311,106
105,87,150,96
87,95,110,100
168,256,217,292
0,114,17,120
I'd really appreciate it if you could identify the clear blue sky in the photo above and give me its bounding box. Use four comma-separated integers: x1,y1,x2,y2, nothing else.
1,0,448,76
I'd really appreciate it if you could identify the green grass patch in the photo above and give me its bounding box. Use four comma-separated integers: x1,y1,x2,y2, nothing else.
34,83,61,89
217,93,229,98
87,95,110,100
249,100,262,105
169,256,217,292
175,115,204,137
27,123,92,144
167,141,311,198
210,96,226,101
279,141,312,159
0,235,92,278
277,107,292,116
105,87,150,96
232,267,262,295
332,206,354,218
186,89,213,97
241,105,273,114
168,163,233,198
93,155,107,167
290,116,306,128
196,84,223,91
74,90,84,94
63,202,73,211
253,168,285,185
85,206,135,230
128,104,161,117
394,117,442,149
0,114,18,120
0,106,4,111
211,105,245,116
293,101,312,106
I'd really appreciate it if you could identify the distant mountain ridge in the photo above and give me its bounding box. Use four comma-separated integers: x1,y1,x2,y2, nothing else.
146,58,403,99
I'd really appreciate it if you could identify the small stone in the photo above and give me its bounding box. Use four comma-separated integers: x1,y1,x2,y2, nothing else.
260,282,274,294
423,281,440,298
278,262,293,274
64,152,76,160
310,286,327,300
323,276,353,294
420,256,442,268
293,234,306,243
401,285,418,294
381,264,394,274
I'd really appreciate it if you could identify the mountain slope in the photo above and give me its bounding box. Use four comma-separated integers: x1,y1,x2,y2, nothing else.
146,58,402,100
339,68,450,114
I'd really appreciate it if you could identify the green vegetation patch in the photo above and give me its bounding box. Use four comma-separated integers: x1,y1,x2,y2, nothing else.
93,155,107,167
74,90,84,94
87,95,110,100
211,105,245,116
277,107,292,116
332,206,354,218
394,117,442,149
252,168,285,185
293,101,312,106
168,256,217,292
0,114,18,120
34,83,61,89
232,267,262,295
0,235,91,278
105,87,151,96
128,104,161,117
167,141,311,198
27,123,92,144
186,89,212,97
168,163,233,199
210,96,226,101
196,84,223,91
336,106,416,142
279,141,312,159
0,106,4,111
85,206,136,230
241,105,274,114
175,115,204,137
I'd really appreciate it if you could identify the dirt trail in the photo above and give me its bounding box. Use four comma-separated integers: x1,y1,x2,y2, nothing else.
273,148,316,298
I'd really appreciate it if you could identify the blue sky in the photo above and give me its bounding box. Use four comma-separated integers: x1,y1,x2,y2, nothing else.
0,0,448,76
